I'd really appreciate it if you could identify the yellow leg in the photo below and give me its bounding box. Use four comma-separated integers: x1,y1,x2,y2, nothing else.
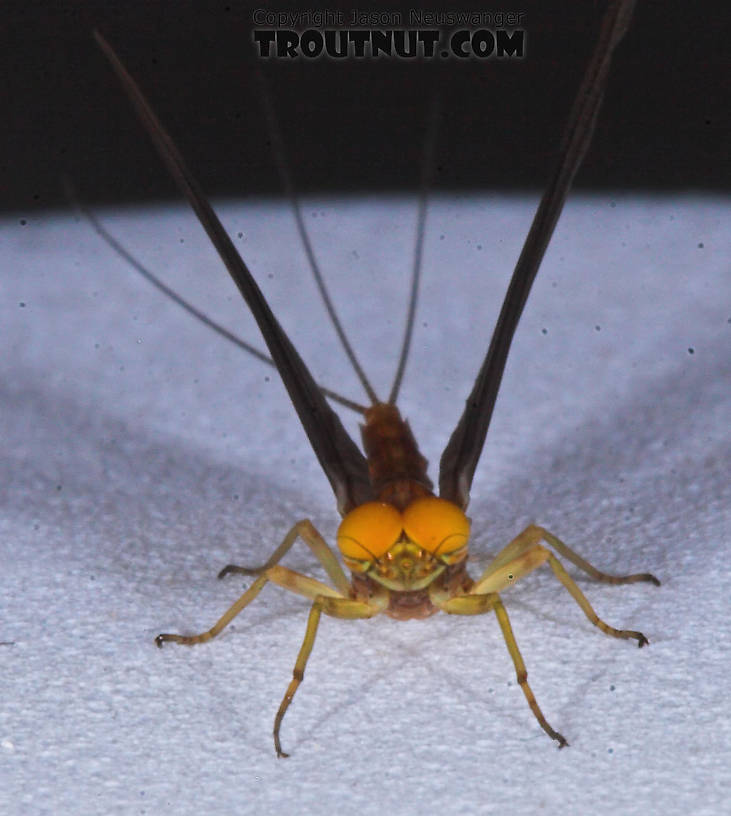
440,591,567,747
157,550,389,756
155,564,346,648
476,524,659,588
472,529,653,647
539,527,660,586
274,593,387,758
218,519,351,596
545,553,650,646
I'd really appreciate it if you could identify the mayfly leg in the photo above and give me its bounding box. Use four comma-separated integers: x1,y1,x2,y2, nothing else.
470,525,658,644
94,0,655,758
218,519,352,598
439,590,568,747
271,590,387,758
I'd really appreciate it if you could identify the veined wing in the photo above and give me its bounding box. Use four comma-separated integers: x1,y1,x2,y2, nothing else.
439,0,637,508
94,31,373,515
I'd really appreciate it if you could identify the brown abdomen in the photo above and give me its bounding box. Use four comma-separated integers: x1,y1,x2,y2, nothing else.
360,403,433,510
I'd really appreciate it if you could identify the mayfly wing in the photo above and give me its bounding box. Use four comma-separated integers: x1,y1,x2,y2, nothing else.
439,0,637,508
64,177,367,415
253,68,379,407
93,30,373,515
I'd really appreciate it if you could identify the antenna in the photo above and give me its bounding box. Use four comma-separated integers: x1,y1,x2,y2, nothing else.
388,94,440,405
64,177,367,415
256,68,380,405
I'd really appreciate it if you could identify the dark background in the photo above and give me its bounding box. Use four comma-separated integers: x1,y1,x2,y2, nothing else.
5,0,728,213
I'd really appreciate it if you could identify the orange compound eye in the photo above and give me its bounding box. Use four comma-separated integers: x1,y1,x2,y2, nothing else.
402,497,470,555
337,502,403,560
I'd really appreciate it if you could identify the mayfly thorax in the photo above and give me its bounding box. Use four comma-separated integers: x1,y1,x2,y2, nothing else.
92,0,659,757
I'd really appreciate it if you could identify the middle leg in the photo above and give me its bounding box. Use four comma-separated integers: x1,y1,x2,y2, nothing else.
218,518,351,595
471,529,652,646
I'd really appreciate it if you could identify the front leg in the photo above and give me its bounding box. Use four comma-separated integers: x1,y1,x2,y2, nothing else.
274,591,388,758
437,591,567,747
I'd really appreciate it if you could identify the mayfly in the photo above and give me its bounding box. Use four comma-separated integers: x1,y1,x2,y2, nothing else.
94,0,659,756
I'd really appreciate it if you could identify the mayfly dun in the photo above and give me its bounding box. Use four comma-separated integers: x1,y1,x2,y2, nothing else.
93,0,659,756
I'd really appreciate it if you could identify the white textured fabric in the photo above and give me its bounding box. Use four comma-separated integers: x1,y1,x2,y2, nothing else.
2,195,729,815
